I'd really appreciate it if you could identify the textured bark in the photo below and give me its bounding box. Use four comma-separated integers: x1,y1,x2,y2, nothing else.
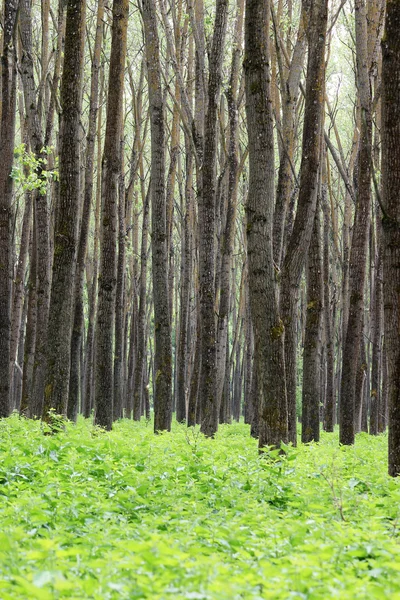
113,143,127,421
280,0,328,445
244,0,288,449
187,315,201,427
0,0,19,417
354,329,367,432
302,198,323,443
322,175,335,431
133,191,150,421
69,0,105,421
20,227,37,415
143,0,172,431
379,346,388,433
83,66,105,419
216,0,244,419
339,0,372,445
382,1,400,476
176,144,194,422
44,1,66,147
273,16,307,267
10,189,32,397
370,235,383,435
198,0,229,437
94,0,128,430
19,0,57,418
243,272,254,426
249,364,260,439
42,0,86,419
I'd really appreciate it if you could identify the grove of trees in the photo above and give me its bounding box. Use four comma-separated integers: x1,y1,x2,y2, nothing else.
0,0,400,475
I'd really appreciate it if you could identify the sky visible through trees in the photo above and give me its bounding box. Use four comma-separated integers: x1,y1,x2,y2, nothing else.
1,0,400,595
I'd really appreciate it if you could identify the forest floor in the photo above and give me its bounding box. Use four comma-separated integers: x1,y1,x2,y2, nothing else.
0,416,400,599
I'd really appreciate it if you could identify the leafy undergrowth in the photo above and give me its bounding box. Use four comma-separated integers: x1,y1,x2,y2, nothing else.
1,416,400,599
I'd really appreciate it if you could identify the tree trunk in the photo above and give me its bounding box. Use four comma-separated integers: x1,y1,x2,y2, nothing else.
302,198,323,443
94,0,128,429
216,0,244,420
42,0,86,420
339,0,372,445
113,141,127,421
322,170,335,431
133,190,150,421
198,0,229,437
69,0,105,421
244,0,288,449
142,0,172,432
280,0,328,445
0,0,19,417
382,2,400,475
176,144,194,422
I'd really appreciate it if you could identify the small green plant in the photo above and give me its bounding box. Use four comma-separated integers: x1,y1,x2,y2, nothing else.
11,144,58,196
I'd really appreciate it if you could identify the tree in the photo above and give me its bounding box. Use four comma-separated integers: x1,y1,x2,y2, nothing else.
94,0,129,430
142,0,172,432
42,0,86,419
302,198,323,443
0,0,19,417
339,0,373,445
279,0,328,446
197,0,229,437
244,0,288,449
69,0,105,422
382,0,400,476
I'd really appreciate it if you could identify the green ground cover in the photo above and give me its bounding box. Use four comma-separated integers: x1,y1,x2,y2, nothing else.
1,415,400,599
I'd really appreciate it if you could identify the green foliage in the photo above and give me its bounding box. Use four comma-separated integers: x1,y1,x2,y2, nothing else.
0,416,400,598
11,145,58,196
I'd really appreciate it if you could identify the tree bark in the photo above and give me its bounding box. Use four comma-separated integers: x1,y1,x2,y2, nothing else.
42,0,86,420
0,0,19,417
133,189,150,421
322,169,335,431
69,0,105,421
142,0,172,431
216,0,244,419
382,1,400,475
280,0,328,445
339,0,372,445
198,0,229,437
244,0,288,449
302,197,323,443
94,0,128,429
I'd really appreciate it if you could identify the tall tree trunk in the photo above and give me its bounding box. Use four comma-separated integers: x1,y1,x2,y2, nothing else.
322,168,335,431
244,0,288,449
370,235,383,435
198,0,229,437
69,0,105,421
42,0,85,420
272,15,306,268
216,0,244,418
176,143,194,422
94,0,128,429
83,65,105,418
142,0,172,432
20,226,37,415
133,190,150,421
10,189,32,396
302,197,323,443
0,0,19,417
382,1,400,476
339,0,372,445
19,0,63,417
113,141,127,421
280,0,328,445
